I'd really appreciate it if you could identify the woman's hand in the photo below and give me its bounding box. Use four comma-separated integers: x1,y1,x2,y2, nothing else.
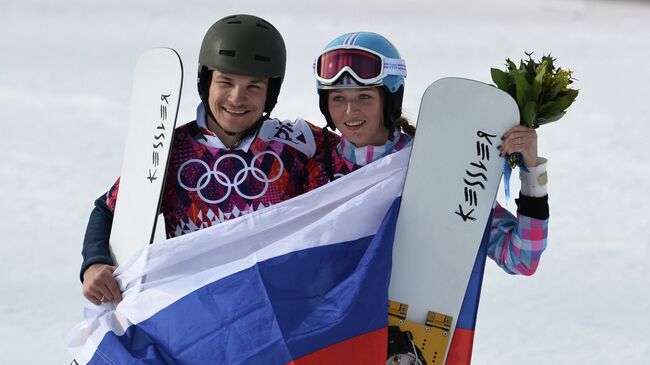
499,125,539,167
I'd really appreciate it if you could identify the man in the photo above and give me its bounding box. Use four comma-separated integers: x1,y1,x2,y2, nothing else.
81,14,330,305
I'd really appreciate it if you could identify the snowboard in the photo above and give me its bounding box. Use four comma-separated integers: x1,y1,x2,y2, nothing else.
388,78,518,364
109,48,183,266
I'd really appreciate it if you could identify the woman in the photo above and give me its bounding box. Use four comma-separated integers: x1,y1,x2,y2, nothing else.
309,31,549,363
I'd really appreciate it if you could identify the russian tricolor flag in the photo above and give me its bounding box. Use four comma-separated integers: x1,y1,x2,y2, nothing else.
67,148,410,364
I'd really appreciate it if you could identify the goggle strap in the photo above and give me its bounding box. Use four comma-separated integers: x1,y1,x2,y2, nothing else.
383,57,407,77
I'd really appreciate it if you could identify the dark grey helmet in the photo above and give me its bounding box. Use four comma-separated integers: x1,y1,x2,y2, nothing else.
199,14,286,80
197,14,286,115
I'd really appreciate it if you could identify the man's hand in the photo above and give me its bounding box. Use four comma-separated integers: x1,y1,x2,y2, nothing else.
82,263,122,305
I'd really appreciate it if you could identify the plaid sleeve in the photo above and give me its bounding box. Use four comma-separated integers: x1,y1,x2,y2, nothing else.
487,202,548,276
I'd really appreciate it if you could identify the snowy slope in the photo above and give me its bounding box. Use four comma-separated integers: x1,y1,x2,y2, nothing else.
1,0,648,363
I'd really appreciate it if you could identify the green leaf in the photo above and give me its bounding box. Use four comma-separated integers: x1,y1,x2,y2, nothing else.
553,89,578,111
537,111,566,126
491,68,510,91
512,70,531,108
532,65,546,102
547,82,564,100
523,58,537,83
564,88,580,101
539,95,575,118
525,57,536,74
522,101,538,128
545,55,556,69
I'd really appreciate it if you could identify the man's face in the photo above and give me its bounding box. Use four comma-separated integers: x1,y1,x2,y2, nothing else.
207,70,269,135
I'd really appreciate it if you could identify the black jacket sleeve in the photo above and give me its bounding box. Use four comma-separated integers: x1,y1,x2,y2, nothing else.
80,195,115,282
515,194,549,220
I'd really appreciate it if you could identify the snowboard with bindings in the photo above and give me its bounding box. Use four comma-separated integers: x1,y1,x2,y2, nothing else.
388,77,518,364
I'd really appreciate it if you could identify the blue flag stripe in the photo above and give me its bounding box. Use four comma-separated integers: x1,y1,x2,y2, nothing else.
88,199,400,364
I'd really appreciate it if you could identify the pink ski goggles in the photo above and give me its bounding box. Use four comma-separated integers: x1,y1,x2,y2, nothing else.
314,46,407,87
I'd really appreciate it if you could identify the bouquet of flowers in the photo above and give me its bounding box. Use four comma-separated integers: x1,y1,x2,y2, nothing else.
491,53,578,168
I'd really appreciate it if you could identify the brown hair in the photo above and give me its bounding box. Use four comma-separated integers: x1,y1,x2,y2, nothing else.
394,116,416,137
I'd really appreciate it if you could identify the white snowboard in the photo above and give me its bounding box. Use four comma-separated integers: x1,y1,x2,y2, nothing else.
110,48,183,266
389,77,518,362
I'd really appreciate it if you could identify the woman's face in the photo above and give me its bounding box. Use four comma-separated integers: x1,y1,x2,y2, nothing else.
327,87,389,147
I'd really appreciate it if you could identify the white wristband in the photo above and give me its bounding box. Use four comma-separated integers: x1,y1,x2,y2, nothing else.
520,157,548,197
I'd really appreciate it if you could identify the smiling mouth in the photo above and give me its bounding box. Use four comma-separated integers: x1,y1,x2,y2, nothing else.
222,106,249,115
344,120,366,128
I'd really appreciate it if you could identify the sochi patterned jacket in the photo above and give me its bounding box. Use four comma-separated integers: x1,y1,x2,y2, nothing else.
80,106,331,278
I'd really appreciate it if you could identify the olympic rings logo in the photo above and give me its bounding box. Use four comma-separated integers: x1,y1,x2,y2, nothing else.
177,151,284,204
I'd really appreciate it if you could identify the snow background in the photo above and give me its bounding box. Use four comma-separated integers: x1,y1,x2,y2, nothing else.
1,0,648,363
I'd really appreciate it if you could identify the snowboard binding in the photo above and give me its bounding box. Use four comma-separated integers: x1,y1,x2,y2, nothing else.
387,326,427,365
388,300,453,364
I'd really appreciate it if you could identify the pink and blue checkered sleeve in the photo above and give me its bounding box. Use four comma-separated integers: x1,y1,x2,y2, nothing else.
487,202,548,276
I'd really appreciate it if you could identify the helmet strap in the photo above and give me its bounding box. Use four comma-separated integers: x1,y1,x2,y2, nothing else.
264,77,282,115
318,89,337,130
383,85,404,135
